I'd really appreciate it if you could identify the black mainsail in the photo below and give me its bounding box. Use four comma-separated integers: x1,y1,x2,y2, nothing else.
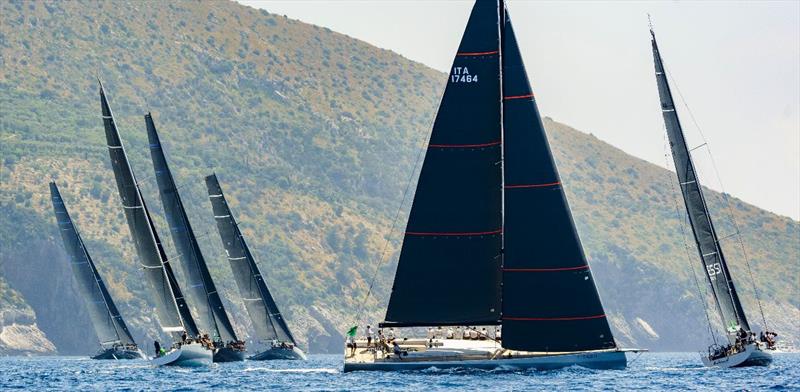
49,182,137,348
205,174,297,345
384,0,502,328
146,114,238,343
650,30,750,335
100,83,199,338
382,0,617,352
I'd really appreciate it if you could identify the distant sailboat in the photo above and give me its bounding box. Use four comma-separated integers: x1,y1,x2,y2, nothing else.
649,27,774,368
205,173,306,360
99,82,212,367
344,0,640,372
48,182,145,360
146,114,246,363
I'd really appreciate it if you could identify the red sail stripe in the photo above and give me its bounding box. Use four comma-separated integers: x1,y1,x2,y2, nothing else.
405,229,502,236
504,93,535,100
428,140,501,148
503,265,589,272
456,50,499,56
504,181,560,189
503,314,606,321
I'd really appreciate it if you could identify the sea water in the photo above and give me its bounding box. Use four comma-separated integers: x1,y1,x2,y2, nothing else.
0,352,797,391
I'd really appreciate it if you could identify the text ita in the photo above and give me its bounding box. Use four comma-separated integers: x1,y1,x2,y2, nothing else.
451,67,478,83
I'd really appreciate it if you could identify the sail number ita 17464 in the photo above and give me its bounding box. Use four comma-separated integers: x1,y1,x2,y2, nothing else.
451,67,478,83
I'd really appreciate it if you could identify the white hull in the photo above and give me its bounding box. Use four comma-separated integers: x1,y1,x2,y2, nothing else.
151,343,213,367
344,339,631,372
701,343,772,368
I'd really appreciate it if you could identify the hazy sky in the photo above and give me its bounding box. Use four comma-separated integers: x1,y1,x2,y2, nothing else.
239,0,800,220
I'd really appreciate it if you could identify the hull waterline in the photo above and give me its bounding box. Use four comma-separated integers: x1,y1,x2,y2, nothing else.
701,344,772,368
151,343,212,367
248,346,307,361
91,347,146,360
213,347,246,362
345,350,627,372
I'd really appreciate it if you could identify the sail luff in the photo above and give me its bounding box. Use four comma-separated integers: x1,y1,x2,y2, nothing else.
99,82,189,339
650,30,750,334
146,114,238,343
49,182,134,346
205,174,296,344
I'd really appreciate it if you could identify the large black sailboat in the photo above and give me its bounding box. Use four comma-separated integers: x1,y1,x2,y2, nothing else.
49,182,145,360
649,27,774,368
146,115,245,362
99,82,212,367
344,0,639,371
205,174,305,360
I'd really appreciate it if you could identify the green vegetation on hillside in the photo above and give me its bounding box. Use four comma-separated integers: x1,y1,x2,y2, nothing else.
1,0,797,352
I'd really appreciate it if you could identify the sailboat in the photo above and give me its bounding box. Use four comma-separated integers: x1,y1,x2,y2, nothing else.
146,114,246,362
49,182,145,360
344,0,640,372
205,174,306,360
99,82,212,367
649,27,774,368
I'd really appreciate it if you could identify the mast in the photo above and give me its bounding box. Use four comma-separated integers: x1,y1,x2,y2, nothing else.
146,114,238,343
650,29,750,335
99,82,199,339
205,174,296,344
49,182,137,347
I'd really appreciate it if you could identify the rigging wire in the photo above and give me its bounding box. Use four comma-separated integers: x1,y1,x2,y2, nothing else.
664,69,770,331
346,84,446,332
663,134,717,346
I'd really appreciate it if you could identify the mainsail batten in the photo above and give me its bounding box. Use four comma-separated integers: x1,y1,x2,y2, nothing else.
383,0,503,327
499,10,616,352
49,183,136,347
146,114,238,343
100,83,196,338
205,174,296,344
650,31,750,335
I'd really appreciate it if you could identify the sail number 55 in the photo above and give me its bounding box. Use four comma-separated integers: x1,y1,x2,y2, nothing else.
451,67,478,83
706,263,722,280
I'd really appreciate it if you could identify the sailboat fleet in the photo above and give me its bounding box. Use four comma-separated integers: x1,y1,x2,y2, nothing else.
46,0,779,371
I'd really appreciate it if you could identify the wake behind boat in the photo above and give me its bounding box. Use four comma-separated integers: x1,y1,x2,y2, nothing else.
344,0,642,372
649,25,775,368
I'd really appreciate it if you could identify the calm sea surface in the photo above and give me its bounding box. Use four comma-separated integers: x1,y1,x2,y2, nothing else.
0,352,797,391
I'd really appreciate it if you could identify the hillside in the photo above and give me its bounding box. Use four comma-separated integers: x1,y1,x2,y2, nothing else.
1,0,797,354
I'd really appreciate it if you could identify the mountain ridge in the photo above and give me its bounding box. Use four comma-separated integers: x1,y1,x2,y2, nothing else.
0,0,797,355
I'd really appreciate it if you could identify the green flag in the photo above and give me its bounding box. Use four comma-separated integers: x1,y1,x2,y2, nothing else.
346,326,358,337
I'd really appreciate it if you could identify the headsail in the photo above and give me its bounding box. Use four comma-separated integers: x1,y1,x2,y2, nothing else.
205,174,296,344
146,114,238,343
49,182,136,347
383,0,503,327
100,82,199,339
650,30,750,335
499,7,616,352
